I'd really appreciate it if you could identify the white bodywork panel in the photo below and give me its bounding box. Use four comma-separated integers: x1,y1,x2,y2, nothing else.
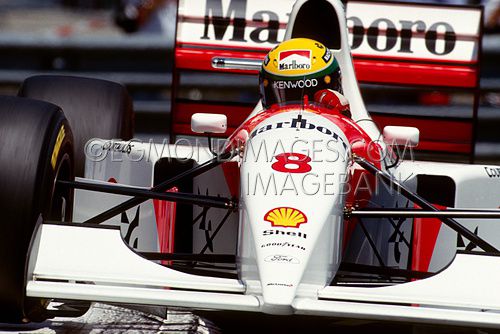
26,223,500,328
321,253,500,310
28,224,244,293
239,110,349,312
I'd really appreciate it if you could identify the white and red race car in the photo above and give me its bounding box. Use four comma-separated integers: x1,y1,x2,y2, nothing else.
0,0,499,331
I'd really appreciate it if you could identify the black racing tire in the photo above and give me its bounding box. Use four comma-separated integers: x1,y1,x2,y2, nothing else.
18,75,134,176
0,96,74,323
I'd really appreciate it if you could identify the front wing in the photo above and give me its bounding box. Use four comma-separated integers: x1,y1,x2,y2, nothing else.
27,222,500,328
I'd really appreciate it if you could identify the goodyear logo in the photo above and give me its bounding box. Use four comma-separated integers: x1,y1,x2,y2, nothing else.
51,125,65,170
264,207,307,228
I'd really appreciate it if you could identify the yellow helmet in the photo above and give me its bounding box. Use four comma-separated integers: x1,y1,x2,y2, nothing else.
259,38,342,108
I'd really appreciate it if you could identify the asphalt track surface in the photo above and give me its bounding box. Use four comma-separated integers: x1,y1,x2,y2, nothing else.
0,303,492,334
0,303,213,334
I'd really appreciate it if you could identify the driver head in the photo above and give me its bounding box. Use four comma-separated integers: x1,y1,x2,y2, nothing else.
259,38,342,109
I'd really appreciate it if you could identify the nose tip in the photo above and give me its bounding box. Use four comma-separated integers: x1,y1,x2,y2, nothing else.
261,302,294,315
261,287,295,315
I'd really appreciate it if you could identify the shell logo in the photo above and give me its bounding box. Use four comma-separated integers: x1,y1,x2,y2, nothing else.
264,207,307,228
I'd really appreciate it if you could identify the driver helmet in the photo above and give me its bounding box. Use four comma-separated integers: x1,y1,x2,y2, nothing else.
259,38,342,108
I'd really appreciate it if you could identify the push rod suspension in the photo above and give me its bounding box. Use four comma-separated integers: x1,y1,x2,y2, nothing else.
348,208,500,219
82,151,235,225
58,180,236,210
139,252,236,263
353,155,499,253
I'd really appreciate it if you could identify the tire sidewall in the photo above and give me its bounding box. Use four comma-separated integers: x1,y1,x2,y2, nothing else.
38,118,74,222
23,117,74,322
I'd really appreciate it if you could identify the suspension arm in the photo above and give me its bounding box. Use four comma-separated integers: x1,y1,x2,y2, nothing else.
82,151,235,225
353,155,499,253
59,180,236,210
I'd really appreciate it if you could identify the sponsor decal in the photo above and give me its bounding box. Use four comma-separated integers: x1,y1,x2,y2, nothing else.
200,0,280,44
197,0,467,57
267,282,294,287
263,229,307,239
322,48,332,63
264,254,300,264
191,1,480,70
272,78,318,89
271,153,312,174
250,115,349,151
347,16,457,56
457,226,479,251
121,207,140,249
51,125,66,170
192,192,232,253
261,242,305,251
278,49,311,71
484,167,500,178
264,207,307,228
388,217,409,264
103,141,134,155
263,54,270,66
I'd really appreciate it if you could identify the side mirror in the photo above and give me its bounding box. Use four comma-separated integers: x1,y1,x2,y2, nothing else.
383,126,419,147
191,113,227,134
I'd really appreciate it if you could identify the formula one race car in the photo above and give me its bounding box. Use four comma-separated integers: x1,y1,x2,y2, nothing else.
1,0,499,332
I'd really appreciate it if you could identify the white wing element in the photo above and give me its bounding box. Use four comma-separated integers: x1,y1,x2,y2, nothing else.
27,223,500,328
27,223,258,312
321,254,500,310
